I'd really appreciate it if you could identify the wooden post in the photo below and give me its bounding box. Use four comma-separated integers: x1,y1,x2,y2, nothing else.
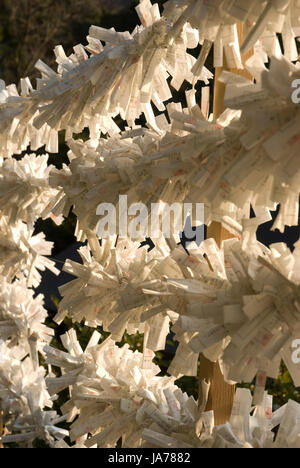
213,24,254,119
199,24,253,426
198,223,236,425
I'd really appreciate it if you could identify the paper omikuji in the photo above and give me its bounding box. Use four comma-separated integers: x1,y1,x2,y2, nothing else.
0,0,300,448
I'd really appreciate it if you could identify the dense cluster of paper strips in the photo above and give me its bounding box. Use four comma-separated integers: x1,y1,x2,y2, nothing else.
44,330,300,448
0,0,300,448
0,154,64,226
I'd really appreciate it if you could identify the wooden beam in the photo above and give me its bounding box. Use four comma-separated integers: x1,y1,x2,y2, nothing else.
199,24,253,426
213,24,254,119
199,222,236,425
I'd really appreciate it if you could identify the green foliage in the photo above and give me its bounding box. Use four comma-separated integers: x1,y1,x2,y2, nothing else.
238,363,300,409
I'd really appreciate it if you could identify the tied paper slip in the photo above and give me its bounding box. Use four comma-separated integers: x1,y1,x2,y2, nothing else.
263,111,300,161
230,388,252,442
226,0,257,22
273,399,300,448
168,342,199,377
189,325,228,354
